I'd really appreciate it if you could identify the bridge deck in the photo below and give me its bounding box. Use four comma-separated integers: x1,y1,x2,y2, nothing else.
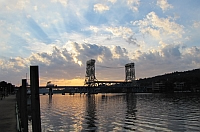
15,80,133,89
94,80,126,83
0,95,17,132
39,86,87,89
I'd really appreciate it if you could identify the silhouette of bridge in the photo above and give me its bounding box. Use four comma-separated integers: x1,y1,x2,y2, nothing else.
84,59,135,87
42,59,135,87
39,59,136,93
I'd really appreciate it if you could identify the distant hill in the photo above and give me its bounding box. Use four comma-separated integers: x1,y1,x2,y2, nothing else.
137,69,200,92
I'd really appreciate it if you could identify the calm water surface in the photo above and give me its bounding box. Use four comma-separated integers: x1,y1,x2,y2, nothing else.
35,93,200,131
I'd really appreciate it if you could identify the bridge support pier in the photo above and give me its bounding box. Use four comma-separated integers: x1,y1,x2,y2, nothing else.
48,88,53,96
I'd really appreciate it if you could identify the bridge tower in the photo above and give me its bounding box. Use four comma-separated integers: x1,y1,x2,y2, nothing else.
84,59,97,86
125,63,135,82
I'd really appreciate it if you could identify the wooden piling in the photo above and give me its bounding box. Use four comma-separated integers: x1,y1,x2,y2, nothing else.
21,79,28,132
30,66,41,132
18,87,22,116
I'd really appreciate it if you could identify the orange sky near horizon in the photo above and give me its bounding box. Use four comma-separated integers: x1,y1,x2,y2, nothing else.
39,78,85,86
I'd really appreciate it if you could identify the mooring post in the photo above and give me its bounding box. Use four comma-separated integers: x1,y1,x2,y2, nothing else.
30,66,41,132
18,86,22,120
21,79,28,132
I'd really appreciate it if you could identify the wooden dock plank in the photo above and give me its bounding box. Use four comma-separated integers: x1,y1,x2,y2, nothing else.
0,95,17,132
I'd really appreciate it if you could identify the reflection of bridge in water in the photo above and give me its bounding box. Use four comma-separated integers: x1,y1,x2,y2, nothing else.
42,59,137,94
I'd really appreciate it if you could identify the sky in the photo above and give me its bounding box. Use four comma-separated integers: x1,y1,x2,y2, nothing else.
0,0,200,86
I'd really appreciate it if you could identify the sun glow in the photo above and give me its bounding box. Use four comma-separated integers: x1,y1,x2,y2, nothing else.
40,78,85,86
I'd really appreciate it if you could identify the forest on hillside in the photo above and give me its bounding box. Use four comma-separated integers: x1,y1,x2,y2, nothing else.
137,69,200,92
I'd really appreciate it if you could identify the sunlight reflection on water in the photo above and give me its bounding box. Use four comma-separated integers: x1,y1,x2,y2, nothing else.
29,93,200,132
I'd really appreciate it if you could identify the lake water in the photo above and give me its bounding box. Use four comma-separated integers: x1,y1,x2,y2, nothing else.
33,93,200,131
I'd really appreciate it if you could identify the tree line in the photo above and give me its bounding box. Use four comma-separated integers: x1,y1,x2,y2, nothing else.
0,81,15,99
137,69,200,92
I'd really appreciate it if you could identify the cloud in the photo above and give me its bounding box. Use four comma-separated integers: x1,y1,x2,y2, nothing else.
132,45,200,78
25,41,56,53
157,0,173,11
94,3,109,13
161,45,181,58
0,0,31,12
1,41,200,85
106,26,133,37
0,42,131,85
193,21,200,28
85,25,138,46
51,0,68,7
89,26,99,33
108,0,117,4
127,0,140,12
0,57,29,75
183,46,200,64
0,20,11,51
133,12,184,40
1,0,200,85
0,42,11,51
111,45,128,59
105,26,139,45
125,35,139,46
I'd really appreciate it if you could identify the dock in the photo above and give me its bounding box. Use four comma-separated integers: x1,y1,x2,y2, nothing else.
0,94,17,132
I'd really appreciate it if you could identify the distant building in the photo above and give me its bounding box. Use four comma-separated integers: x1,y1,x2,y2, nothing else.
152,82,165,92
174,82,185,91
191,86,200,92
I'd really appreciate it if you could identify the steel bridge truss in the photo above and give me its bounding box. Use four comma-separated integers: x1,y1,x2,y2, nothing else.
84,59,97,86
85,59,135,87
125,63,135,82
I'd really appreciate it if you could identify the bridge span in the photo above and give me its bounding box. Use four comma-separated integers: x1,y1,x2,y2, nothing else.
40,81,133,89
39,59,135,90
17,59,137,94
84,59,135,87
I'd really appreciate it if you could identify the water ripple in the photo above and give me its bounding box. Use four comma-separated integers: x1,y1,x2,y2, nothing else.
29,93,200,131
